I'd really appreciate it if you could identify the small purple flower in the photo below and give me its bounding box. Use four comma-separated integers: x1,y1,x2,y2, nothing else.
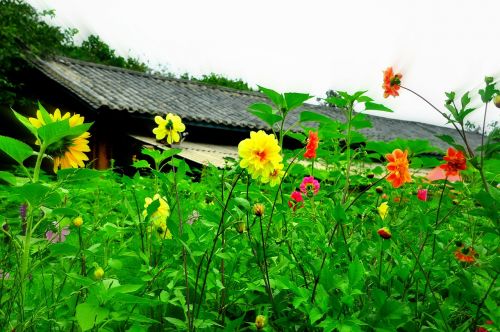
187,210,200,225
46,222,70,243
19,203,28,220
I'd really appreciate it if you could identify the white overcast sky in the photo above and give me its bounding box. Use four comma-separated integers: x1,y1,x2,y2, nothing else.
28,0,500,130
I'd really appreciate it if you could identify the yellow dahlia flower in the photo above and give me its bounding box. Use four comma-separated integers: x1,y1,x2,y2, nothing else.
261,164,285,187
29,108,91,173
377,202,389,220
238,131,282,180
143,194,172,239
153,113,186,144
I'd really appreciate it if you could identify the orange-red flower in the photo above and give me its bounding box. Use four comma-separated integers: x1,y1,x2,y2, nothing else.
382,67,403,98
304,131,319,159
454,245,477,263
439,147,466,177
377,227,392,239
385,149,411,188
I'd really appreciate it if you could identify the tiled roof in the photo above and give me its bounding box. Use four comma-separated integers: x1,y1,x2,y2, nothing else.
32,56,482,151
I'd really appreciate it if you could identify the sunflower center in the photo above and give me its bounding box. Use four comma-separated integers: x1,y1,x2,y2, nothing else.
46,137,74,157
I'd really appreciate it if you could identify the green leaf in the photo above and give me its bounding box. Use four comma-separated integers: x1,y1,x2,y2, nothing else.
234,197,250,211
0,171,16,185
132,160,151,169
460,92,471,110
0,135,34,165
258,86,284,110
284,92,312,111
364,102,393,112
16,183,61,207
247,103,282,127
299,111,336,126
325,96,347,108
37,102,54,126
76,303,109,331
38,120,92,146
52,207,79,217
348,260,365,288
12,109,38,136
164,317,187,329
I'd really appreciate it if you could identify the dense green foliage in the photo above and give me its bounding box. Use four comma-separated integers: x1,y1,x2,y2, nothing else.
0,79,498,331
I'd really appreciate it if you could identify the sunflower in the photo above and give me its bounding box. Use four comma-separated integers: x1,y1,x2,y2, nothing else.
29,108,91,173
153,113,186,144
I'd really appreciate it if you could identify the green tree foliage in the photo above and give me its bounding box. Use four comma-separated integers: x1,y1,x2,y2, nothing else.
180,72,255,92
0,0,255,106
62,35,148,72
0,0,71,103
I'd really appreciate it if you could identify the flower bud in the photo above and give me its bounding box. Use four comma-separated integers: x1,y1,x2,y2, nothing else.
494,94,500,108
255,315,266,330
377,227,392,239
253,204,265,217
375,186,383,194
73,216,83,227
484,76,494,84
235,221,246,234
94,267,104,280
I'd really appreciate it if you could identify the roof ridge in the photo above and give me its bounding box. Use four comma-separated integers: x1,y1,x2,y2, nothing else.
51,56,269,99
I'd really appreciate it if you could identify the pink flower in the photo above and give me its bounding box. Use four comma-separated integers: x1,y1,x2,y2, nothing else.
300,176,320,197
46,222,70,243
417,189,428,201
288,191,304,211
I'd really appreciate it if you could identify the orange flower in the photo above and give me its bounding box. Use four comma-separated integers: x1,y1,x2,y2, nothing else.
454,245,477,263
304,131,319,159
439,147,466,177
382,67,402,98
385,149,411,188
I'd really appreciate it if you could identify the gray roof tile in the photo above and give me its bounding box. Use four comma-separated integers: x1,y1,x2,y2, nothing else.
32,56,483,151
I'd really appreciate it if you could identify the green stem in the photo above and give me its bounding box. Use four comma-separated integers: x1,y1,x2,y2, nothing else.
32,144,47,183
342,103,354,205
378,240,384,287
431,177,448,260
19,205,34,328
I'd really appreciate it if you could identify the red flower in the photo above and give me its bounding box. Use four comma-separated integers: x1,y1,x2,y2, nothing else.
476,320,493,332
385,149,412,188
288,191,304,211
377,227,392,239
304,131,319,159
417,189,428,201
439,147,466,177
382,67,402,98
454,245,477,263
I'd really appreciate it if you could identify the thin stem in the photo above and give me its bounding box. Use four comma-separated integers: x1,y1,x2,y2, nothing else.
194,169,244,321
431,177,448,260
470,272,499,330
33,144,47,183
400,86,475,157
311,221,340,303
258,215,275,310
378,240,384,287
342,102,354,204
404,239,450,332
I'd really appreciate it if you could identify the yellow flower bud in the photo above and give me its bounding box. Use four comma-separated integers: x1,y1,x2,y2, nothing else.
73,216,83,227
494,94,500,108
235,222,246,234
253,203,265,217
255,315,266,330
94,267,104,280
